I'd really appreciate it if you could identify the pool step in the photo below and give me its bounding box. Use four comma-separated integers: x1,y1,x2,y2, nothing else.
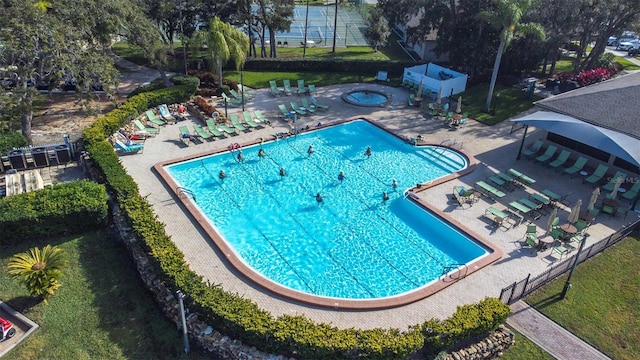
416,149,466,171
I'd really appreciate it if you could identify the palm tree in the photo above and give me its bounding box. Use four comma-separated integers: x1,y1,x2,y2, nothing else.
7,245,68,302
478,0,545,112
191,17,250,89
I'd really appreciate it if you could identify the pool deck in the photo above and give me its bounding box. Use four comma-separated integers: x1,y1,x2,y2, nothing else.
119,83,639,330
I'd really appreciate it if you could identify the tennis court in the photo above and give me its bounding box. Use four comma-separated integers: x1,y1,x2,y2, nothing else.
264,5,368,47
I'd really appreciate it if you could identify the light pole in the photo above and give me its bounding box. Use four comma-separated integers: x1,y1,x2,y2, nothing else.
176,290,190,353
240,70,245,111
303,0,310,58
561,233,589,299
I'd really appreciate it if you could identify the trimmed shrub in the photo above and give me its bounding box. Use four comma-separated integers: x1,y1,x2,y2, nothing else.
0,131,28,154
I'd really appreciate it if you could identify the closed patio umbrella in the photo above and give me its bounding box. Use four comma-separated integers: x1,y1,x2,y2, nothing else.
546,207,558,235
417,78,424,98
587,187,600,211
436,88,442,104
567,199,582,224
456,96,462,113
610,177,623,199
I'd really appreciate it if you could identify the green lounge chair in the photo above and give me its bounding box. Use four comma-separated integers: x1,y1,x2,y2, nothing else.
529,193,551,208
278,104,292,119
563,156,588,177
497,172,516,186
283,79,294,95
205,119,224,137
296,79,307,95
222,92,243,105
519,197,545,215
509,201,538,221
229,113,247,132
157,105,176,123
253,110,269,123
310,96,329,110
178,125,193,145
453,186,476,207
242,111,261,128
552,245,569,259
548,150,571,168
289,101,307,116
475,181,506,200
583,164,609,185
487,175,513,191
218,123,236,135
134,119,160,134
238,84,257,97
307,84,317,95
145,109,166,126
602,171,628,191
269,80,283,96
523,225,538,248
300,98,316,113
229,89,250,102
507,168,536,185
484,207,511,228
535,145,557,163
520,140,544,159
621,180,640,201
193,124,212,140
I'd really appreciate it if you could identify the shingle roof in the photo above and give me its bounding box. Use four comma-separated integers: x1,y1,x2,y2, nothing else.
534,71,640,139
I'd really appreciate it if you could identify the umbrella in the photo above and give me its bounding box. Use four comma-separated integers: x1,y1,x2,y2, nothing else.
610,177,623,199
567,199,582,224
417,78,424,99
587,187,600,211
456,96,462,113
436,88,442,104
546,207,558,235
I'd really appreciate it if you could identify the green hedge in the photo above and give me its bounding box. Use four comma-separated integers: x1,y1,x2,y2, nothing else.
0,131,28,155
244,58,413,77
0,180,108,243
81,77,508,359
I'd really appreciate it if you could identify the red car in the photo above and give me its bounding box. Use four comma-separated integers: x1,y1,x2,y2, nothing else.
0,316,16,341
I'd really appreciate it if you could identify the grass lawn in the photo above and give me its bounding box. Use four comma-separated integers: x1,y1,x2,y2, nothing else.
459,84,541,125
525,236,640,360
0,230,211,359
500,326,555,360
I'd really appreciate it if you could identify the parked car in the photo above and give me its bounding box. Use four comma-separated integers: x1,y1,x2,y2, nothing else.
629,46,640,57
616,38,638,51
607,36,617,46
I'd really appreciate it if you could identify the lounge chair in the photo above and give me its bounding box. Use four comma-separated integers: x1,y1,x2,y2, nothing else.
497,172,517,187
621,180,640,201
453,186,477,207
134,119,160,134
178,125,195,145
193,124,213,140
484,207,511,228
583,164,609,186
230,89,250,102
534,145,557,163
529,193,551,208
229,113,248,132
563,156,588,177
507,168,536,185
487,175,513,191
253,110,269,124
269,80,283,96
602,171,627,191
218,123,236,135
509,201,538,221
300,98,316,113
475,181,506,200
157,105,176,123
114,140,144,154
520,140,544,159
278,104,292,119
296,79,307,95
205,119,224,137
548,150,571,169
242,111,261,128
375,70,388,82
222,92,243,105
289,101,307,116
310,96,329,110
238,84,257,97
146,109,167,126
519,197,545,215
283,79,294,95
307,84,317,95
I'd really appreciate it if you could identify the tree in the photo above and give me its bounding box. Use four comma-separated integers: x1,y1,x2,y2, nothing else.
254,0,294,58
191,17,250,89
7,245,68,302
365,7,391,51
477,0,544,112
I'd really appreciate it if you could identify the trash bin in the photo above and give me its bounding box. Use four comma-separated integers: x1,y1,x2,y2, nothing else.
8,149,27,170
32,147,49,167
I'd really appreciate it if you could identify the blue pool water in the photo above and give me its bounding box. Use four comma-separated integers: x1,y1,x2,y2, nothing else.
342,90,389,107
166,120,487,300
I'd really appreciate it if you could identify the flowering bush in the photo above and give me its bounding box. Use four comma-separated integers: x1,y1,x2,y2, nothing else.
555,67,617,87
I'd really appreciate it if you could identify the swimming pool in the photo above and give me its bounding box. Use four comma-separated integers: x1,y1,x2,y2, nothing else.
341,90,391,107
164,120,489,302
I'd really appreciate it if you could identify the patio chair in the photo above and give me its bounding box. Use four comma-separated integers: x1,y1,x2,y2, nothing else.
300,98,316,113
296,79,307,95
307,84,317,95
534,145,557,163
146,109,167,126
375,70,388,82
205,119,224,137
156,105,176,123
583,164,609,186
229,113,248,132
310,96,329,111
453,186,477,207
621,180,640,201
242,111,262,128
523,225,538,248
484,207,511,228
283,79,294,95
269,80,283,96
548,149,571,169
552,244,569,259
615,204,633,219
289,101,307,116
602,171,627,191
520,139,544,159
428,103,440,117
563,156,588,177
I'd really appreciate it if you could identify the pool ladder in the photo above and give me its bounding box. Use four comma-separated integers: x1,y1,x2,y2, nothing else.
177,187,196,203
434,139,463,159
441,263,468,281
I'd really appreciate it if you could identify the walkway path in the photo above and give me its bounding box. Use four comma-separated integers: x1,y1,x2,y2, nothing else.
508,301,611,359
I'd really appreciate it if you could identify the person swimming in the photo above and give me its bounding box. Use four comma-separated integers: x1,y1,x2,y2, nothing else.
364,146,372,158
315,192,323,203
237,150,244,162
279,167,286,177
258,148,266,158
383,191,389,201
307,145,314,156
219,170,226,179
338,171,345,181
391,178,398,188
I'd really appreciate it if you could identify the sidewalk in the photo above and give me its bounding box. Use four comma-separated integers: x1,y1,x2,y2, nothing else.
507,301,611,360
108,50,162,94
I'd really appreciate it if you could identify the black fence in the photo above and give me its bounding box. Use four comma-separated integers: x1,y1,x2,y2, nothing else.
499,218,640,304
